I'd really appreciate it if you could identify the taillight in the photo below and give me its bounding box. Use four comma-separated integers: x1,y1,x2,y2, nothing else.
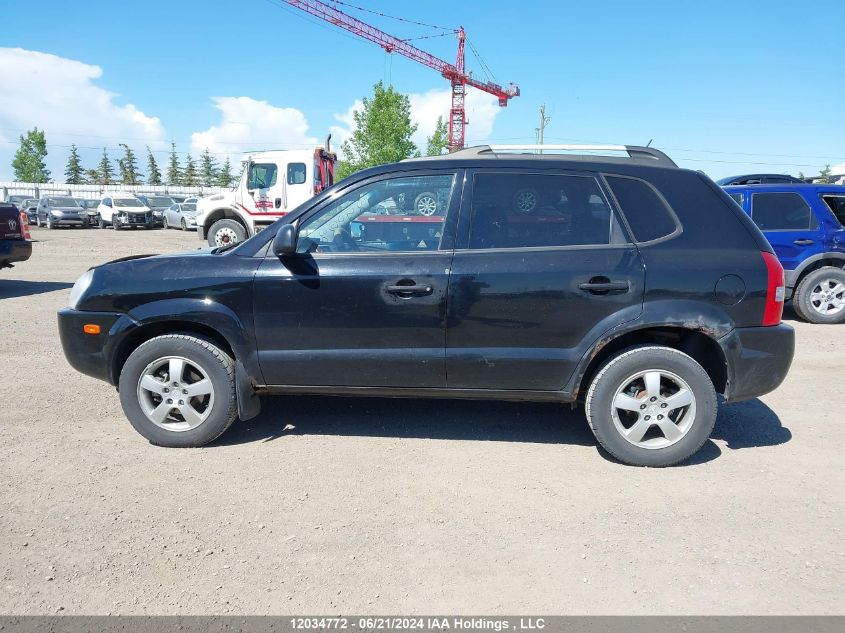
19,211,31,240
761,251,785,326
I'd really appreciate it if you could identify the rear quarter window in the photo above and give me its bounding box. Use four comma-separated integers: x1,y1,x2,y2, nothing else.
751,192,815,230
822,195,845,226
604,175,678,242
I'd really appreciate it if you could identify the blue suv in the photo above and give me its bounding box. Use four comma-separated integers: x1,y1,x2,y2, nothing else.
723,184,845,323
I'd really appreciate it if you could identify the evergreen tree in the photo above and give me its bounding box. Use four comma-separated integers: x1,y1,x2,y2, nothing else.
85,168,99,184
217,157,235,187
425,116,449,156
64,144,85,184
12,127,50,182
337,81,418,180
146,146,162,185
96,148,115,185
118,143,142,185
200,148,218,187
166,142,182,186
183,154,198,186
819,165,832,184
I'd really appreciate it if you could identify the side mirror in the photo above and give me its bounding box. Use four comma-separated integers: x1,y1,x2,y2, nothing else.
272,223,298,256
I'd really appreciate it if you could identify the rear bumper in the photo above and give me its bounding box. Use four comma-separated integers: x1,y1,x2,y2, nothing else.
0,239,32,266
719,323,795,402
58,308,132,384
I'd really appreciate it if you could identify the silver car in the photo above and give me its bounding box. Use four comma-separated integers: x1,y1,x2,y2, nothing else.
162,202,197,230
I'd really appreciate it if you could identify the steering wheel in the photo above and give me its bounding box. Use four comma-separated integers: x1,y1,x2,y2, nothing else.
331,227,359,252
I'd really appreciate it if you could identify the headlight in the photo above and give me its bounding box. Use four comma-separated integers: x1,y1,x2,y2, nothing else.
68,269,94,309
52,209,64,216
153,210,163,216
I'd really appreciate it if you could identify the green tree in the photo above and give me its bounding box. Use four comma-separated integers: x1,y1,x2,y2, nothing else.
183,154,198,186
217,157,235,187
96,148,115,185
200,148,218,187
166,142,182,186
118,143,142,185
85,168,99,184
425,116,449,156
146,146,162,185
336,81,418,180
819,165,832,184
12,127,50,182
64,144,84,184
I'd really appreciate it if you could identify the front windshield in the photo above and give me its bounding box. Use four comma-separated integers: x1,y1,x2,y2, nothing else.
182,203,197,213
47,197,79,207
114,198,143,207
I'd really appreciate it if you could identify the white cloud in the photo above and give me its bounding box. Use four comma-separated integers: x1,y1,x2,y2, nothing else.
190,97,318,163
0,48,166,180
330,87,501,157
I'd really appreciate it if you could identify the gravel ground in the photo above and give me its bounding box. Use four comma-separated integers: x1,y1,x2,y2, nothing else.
0,226,842,615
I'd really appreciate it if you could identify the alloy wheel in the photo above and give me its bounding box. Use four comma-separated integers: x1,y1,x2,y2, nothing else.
610,369,697,449
415,195,438,216
809,278,845,316
136,356,215,432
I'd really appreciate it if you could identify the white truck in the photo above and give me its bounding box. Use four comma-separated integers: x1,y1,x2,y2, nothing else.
196,142,337,247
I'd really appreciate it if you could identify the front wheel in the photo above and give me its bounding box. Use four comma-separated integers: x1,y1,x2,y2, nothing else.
207,219,247,248
585,346,717,467
181,218,187,231
98,215,106,229
793,266,845,324
414,192,439,216
118,334,238,447
113,217,122,231
162,216,169,230
46,214,54,229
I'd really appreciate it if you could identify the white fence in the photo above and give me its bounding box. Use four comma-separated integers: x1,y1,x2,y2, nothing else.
0,181,230,201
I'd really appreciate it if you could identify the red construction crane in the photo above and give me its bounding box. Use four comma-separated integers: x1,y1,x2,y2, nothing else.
283,0,520,151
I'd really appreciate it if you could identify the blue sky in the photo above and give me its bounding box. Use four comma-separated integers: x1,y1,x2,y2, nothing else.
1,0,843,181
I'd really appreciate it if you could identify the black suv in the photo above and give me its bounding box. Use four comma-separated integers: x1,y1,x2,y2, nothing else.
58,145,795,466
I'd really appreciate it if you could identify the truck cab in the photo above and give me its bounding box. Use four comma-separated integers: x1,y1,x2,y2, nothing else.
196,145,337,247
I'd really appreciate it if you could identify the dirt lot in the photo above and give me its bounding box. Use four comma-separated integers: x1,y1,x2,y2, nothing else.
0,225,842,615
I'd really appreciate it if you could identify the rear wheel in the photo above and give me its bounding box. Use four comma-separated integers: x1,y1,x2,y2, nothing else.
118,334,238,447
585,346,717,467
793,267,845,324
208,219,247,248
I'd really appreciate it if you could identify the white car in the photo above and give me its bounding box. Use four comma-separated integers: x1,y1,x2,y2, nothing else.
96,194,153,230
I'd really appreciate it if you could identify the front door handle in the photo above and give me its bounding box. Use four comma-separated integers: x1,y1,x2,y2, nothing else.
579,279,630,294
793,239,814,246
386,284,433,296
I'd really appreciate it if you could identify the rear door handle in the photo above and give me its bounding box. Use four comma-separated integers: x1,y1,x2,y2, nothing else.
386,284,433,296
793,239,814,246
579,280,630,294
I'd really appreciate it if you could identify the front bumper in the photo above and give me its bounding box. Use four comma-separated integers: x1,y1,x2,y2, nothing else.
0,239,32,266
51,215,85,226
719,323,795,402
58,308,132,384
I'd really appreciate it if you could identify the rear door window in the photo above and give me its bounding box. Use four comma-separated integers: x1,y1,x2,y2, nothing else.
751,192,815,230
287,162,306,185
821,195,845,226
605,175,678,242
467,172,620,249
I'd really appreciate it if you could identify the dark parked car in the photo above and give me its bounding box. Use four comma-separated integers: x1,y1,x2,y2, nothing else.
78,199,100,226
36,196,86,228
21,198,39,224
716,174,804,186
58,145,795,466
137,195,175,227
723,183,845,323
0,203,31,269
5,195,29,210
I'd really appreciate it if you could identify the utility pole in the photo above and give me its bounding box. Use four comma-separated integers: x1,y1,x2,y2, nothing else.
536,104,551,154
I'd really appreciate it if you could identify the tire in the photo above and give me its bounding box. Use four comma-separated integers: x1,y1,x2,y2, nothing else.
512,188,538,214
584,346,717,467
118,334,238,447
36,216,42,228
162,216,169,230
181,218,187,231
113,217,122,231
46,214,53,229
207,219,247,248
98,215,106,229
413,191,439,216
793,266,845,324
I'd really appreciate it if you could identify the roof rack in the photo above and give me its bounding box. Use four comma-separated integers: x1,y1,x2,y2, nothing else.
407,144,677,167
